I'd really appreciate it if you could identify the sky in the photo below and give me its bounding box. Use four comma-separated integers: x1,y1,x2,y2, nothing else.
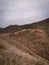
0,0,49,28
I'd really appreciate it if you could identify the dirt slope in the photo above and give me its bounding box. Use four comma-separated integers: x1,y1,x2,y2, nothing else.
0,18,49,65
8,29,49,60
0,28,49,60
0,39,49,65
0,18,49,35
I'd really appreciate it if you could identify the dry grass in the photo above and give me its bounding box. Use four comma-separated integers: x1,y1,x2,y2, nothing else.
0,39,49,65
0,28,49,65
14,29,49,60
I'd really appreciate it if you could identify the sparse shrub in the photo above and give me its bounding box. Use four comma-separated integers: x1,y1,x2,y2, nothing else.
0,43,6,50
35,61,45,65
9,33,16,37
0,54,20,65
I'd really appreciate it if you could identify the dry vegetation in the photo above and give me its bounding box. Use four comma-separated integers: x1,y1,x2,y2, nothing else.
0,39,49,65
0,18,49,65
14,29,49,60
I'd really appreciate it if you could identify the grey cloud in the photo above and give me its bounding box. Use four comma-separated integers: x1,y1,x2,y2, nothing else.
0,0,49,27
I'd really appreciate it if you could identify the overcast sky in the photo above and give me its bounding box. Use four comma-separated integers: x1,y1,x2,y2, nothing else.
0,0,49,28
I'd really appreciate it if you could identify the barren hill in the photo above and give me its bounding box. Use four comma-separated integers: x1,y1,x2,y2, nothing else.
0,25,19,33
0,31,49,65
14,29,49,60
0,18,49,65
0,29,49,60
0,18,49,36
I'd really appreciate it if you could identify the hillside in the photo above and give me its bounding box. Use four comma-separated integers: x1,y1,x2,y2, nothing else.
12,29,49,60
20,18,49,36
0,25,19,33
0,18,49,35
0,18,49,65
0,31,49,65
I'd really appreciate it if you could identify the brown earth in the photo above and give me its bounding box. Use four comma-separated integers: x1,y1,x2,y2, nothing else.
0,32,49,65
0,18,49,36
0,18,49,65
